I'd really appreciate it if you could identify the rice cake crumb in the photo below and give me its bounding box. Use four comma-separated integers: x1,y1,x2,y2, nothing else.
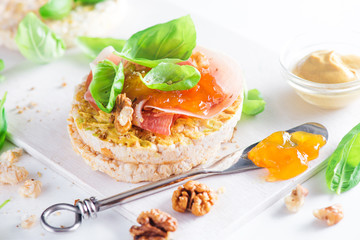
20,214,37,229
0,148,23,164
19,179,42,198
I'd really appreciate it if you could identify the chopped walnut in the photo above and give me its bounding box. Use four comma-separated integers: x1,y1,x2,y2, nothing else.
18,179,42,198
284,184,308,213
313,204,344,226
192,51,210,69
114,94,134,134
172,180,217,216
20,214,37,229
0,148,23,165
129,209,177,240
0,164,28,185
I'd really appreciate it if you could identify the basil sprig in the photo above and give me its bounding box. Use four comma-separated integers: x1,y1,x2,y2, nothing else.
142,63,200,91
87,15,199,112
242,89,266,116
89,60,124,113
116,15,196,68
39,0,73,20
15,13,66,63
77,37,126,59
326,123,360,194
0,92,7,150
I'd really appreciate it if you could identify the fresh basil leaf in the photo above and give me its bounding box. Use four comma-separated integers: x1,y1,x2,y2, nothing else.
242,89,266,116
75,0,105,4
77,36,126,59
118,15,196,68
0,59,4,71
89,60,124,113
141,63,200,91
39,0,73,20
0,92,7,150
15,12,66,63
326,123,360,194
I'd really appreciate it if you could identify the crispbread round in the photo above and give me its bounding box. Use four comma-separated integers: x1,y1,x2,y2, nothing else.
68,102,242,182
0,0,127,50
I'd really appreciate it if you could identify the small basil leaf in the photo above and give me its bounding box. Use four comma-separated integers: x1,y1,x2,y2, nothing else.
15,13,66,63
0,92,7,150
0,59,4,71
39,0,73,20
141,63,200,91
89,60,124,113
77,36,126,59
118,15,196,68
242,89,265,116
326,123,360,194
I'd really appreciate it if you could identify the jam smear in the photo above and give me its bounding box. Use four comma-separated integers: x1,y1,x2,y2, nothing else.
248,131,326,181
122,56,226,116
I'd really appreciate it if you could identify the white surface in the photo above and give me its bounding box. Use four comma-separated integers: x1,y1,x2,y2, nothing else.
0,0,359,239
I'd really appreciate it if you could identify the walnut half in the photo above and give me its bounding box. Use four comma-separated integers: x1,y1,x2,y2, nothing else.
313,204,344,226
172,180,217,216
129,209,177,240
114,93,133,134
284,184,308,213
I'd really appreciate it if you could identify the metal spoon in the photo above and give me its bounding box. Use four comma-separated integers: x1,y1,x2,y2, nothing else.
40,122,328,233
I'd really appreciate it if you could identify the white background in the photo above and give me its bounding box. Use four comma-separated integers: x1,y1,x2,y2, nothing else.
1,0,360,239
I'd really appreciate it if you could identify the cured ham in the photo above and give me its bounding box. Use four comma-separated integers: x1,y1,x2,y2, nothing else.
84,46,244,135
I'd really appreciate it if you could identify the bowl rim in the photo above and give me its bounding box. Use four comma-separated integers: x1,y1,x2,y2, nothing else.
279,30,360,92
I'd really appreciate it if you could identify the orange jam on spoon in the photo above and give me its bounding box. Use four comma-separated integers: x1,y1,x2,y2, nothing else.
248,131,326,181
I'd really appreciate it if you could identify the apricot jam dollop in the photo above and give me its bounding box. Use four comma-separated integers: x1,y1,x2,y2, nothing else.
248,131,326,181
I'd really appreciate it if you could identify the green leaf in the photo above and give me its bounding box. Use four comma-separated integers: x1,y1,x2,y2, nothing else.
242,89,266,116
89,60,124,113
0,59,4,71
0,92,7,150
0,199,10,210
326,123,360,194
75,0,105,4
141,63,200,91
76,36,126,59
117,15,196,68
15,12,66,63
39,0,73,20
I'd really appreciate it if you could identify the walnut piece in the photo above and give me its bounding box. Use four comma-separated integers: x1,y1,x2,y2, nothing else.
313,204,344,226
114,93,134,134
172,180,217,216
0,148,23,165
284,184,308,213
19,179,42,198
192,51,210,69
20,214,37,229
0,164,28,185
129,209,177,240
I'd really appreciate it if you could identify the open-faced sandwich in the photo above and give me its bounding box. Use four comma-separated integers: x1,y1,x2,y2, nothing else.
0,0,126,50
68,16,244,183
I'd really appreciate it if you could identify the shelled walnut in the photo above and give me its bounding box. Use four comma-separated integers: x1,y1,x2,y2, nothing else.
172,180,217,216
284,184,308,213
114,94,133,134
129,209,177,240
313,204,344,226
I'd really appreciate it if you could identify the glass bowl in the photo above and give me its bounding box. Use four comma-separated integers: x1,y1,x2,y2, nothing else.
280,30,360,109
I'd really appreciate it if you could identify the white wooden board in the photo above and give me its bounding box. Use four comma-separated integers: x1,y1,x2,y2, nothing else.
1,2,359,238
